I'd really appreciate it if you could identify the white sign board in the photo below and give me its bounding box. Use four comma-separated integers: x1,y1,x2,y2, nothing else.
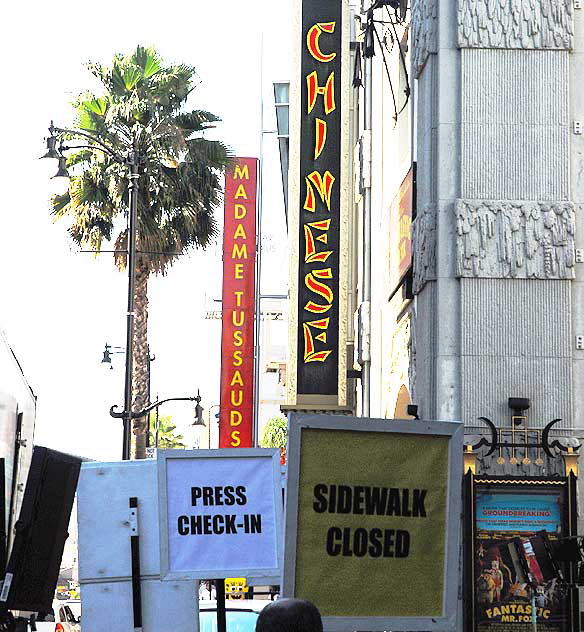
158,448,283,580
77,460,198,632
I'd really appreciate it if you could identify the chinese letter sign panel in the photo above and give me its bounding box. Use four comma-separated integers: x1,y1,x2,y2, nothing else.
219,158,257,448
296,0,343,397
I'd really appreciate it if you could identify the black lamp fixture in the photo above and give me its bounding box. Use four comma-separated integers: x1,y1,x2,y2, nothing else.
41,134,60,160
193,393,205,427
53,155,70,179
406,404,420,420
101,342,125,369
509,397,530,426
101,346,112,364
40,122,70,179
110,391,206,427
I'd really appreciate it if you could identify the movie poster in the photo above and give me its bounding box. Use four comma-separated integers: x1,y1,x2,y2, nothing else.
475,488,566,632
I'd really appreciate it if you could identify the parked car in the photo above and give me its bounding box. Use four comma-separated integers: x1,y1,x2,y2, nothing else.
32,600,81,632
199,600,270,632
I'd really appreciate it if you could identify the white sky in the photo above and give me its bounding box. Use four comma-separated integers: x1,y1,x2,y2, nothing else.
0,0,291,461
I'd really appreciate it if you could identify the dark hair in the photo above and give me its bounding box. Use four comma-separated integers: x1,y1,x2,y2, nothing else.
256,599,323,632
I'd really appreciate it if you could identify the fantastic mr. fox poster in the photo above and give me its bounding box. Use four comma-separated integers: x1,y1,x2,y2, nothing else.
474,487,567,632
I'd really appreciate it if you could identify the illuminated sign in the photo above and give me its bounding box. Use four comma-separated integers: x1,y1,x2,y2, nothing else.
473,483,569,632
219,158,257,448
287,0,349,408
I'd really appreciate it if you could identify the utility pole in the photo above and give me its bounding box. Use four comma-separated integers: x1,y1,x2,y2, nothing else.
360,17,374,417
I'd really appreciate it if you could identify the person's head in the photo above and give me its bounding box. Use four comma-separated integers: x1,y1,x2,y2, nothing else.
256,599,323,632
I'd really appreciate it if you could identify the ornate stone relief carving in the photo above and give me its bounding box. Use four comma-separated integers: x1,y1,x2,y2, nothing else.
411,0,437,77
412,205,437,293
456,199,575,279
458,0,573,49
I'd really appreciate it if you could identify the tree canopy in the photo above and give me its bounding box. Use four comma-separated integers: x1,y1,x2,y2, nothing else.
259,416,288,449
51,45,231,275
49,46,231,459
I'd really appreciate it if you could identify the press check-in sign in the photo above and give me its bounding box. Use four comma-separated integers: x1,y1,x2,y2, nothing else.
158,449,283,581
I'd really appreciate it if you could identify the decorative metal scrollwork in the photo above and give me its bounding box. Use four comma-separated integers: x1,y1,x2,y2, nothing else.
470,417,580,459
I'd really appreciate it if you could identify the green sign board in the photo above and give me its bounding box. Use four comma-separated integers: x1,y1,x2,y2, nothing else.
283,414,463,631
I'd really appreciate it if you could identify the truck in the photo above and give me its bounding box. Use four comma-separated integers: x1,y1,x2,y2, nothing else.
0,328,36,568
0,329,81,631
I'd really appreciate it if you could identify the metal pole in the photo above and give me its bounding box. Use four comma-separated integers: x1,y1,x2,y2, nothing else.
252,33,265,446
122,155,139,460
216,579,227,632
145,348,151,448
361,53,373,417
155,396,160,449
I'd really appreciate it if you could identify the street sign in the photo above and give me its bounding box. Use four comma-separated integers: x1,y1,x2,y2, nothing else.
282,413,463,631
158,448,283,580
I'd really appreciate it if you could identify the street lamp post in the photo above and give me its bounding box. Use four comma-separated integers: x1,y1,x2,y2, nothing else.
122,151,141,459
42,122,146,460
110,393,205,449
101,343,125,369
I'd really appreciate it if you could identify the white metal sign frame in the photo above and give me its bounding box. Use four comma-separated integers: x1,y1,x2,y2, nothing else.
282,413,463,632
158,448,283,581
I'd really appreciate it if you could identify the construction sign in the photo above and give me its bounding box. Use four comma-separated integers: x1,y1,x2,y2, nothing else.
283,413,463,631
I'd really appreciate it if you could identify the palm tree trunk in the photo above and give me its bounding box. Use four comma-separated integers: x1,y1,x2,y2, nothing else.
132,261,150,459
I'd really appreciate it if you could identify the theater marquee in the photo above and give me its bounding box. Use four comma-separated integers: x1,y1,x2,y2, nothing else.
219,158,257,448
286,0,350,409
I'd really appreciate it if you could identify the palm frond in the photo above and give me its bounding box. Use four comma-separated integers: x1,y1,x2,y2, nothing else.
55,46,232,277
133,45,161,79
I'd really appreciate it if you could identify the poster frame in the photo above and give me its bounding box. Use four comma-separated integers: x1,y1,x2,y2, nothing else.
282,413,464,631
465,473,580,632
157,448,283,582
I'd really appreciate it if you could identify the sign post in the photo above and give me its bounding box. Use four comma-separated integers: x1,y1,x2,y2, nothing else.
158,449,282,582
283,413,463,631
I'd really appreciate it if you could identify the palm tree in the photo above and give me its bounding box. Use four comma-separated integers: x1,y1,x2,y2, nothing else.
259,416,288,464
149,413,186,449
50,46,231,458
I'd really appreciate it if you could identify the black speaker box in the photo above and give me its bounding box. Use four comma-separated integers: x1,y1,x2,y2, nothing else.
1,446,81,612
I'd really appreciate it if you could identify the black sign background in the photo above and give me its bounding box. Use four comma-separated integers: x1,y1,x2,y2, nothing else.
297,0,342,396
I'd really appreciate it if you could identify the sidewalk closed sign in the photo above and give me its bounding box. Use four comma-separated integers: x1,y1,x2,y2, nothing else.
158,449,282,580
283,414,463,632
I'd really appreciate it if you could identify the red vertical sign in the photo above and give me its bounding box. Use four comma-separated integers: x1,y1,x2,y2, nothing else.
219,158,258,448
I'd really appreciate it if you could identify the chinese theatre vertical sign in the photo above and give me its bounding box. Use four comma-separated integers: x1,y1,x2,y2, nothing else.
286,0,349,409
220,158,258,447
